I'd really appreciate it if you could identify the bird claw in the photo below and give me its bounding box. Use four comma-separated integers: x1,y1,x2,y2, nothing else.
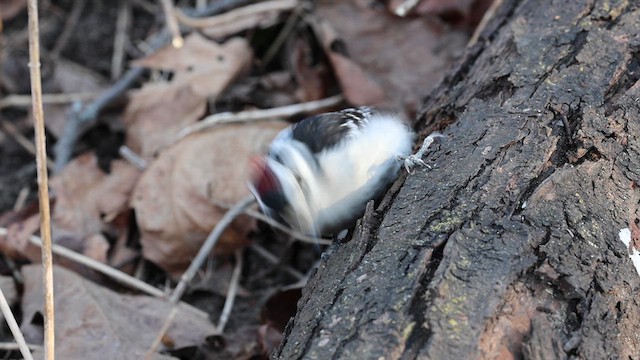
402,155,429,174
400,132,445,174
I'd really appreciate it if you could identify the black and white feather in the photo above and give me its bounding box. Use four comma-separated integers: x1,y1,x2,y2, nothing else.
249,107,436,236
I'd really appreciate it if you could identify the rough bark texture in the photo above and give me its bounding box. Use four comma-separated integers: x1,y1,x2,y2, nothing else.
275,0,640,359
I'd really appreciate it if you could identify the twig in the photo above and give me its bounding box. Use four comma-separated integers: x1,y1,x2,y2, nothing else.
0,92,99,109
27,0,55,358
467,0,504,47
0,342,42,351
170,196,255,303
50,0,85,58
393,0,420,17
0,227,208,318
177,94,344,138
111,0,131,79
159,0,184,48
174,0,298,29
118,145,148,170
210,198,329,244
249,243,304,280
0,120,54,171
260,4,302,69
54,63,152,172
0,287,34,360
245,208,330,245
216,249,243,332
143,307,178,360
13,187,30,211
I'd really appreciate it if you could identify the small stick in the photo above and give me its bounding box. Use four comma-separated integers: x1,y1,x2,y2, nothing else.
27,0,55,357
0,92,99,109
177,94,344,138
118,145,148,170
50,0,85,58
0,287,34,360
143,307,178,360
249,243,304,280
467,0,504,47
111,0,131,79
170,196,255,303
159,0,184,48
216,249,243,332
244,208,330,245
0,227,207,318
0,120,54,171
0,342,42,351
393,0,420,17
174,0,298,29
13,187,30,211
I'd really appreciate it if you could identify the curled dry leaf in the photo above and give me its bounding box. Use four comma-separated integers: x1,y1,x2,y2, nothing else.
131,121,288,277
317,0,469,112
0,0,26,20
49,153,141,262
21,265,218,359
125,34,253,159
308,15,385,106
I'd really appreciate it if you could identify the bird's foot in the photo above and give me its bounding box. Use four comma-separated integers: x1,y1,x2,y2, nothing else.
399,132,445,173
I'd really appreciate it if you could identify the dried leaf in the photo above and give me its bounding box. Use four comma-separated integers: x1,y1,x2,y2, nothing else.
126,34,253,158
309,16,385,106
131,121,287,277
21,265,218,359
51,153,141,238
0,0,26,20
317,1,469,112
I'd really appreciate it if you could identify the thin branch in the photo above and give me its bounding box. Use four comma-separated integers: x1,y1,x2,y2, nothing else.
0,287,34,360
249,243,304,280
0,92,99,109
174,0,298,29
177,94,344,139
0,342,42,351
111,0,131,80
27,0,55,357
159,0,184,48
216,249,243,333
50,0,85,58
118,145,148,170
0,227,208,318
170,196,255,303
143,307,178,360
243,208,330,245
0,120,54,171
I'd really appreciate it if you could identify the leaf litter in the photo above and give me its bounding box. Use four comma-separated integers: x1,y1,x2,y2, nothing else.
0,0,489,358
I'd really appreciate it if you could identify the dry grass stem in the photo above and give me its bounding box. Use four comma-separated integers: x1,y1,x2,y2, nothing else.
216,249,243,332
0,93,99,109
249,243,305,280
27,0,56,357
177,94,343,138
174,0,298,29
118,145,148,170
112,0,131,79
143,307,178,360
0,228,208,318
159,0,184,48
0,120,54,171
0,287,34,360
170,196,255,303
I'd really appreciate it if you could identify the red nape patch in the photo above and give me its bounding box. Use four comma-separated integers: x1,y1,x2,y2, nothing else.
250,156,279,195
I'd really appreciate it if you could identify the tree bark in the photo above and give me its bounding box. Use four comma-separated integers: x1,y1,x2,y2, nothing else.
275,0,640,359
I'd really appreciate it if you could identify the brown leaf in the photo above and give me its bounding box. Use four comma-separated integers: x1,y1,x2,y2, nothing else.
0,0,26,20
38,60,107,137
131,121,287,277
126,34,253,158
309,16,385,106
21,265,218,359
51,153,141,239
316,1,469,113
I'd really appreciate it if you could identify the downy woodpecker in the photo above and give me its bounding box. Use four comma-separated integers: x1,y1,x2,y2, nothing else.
249,107,442,236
